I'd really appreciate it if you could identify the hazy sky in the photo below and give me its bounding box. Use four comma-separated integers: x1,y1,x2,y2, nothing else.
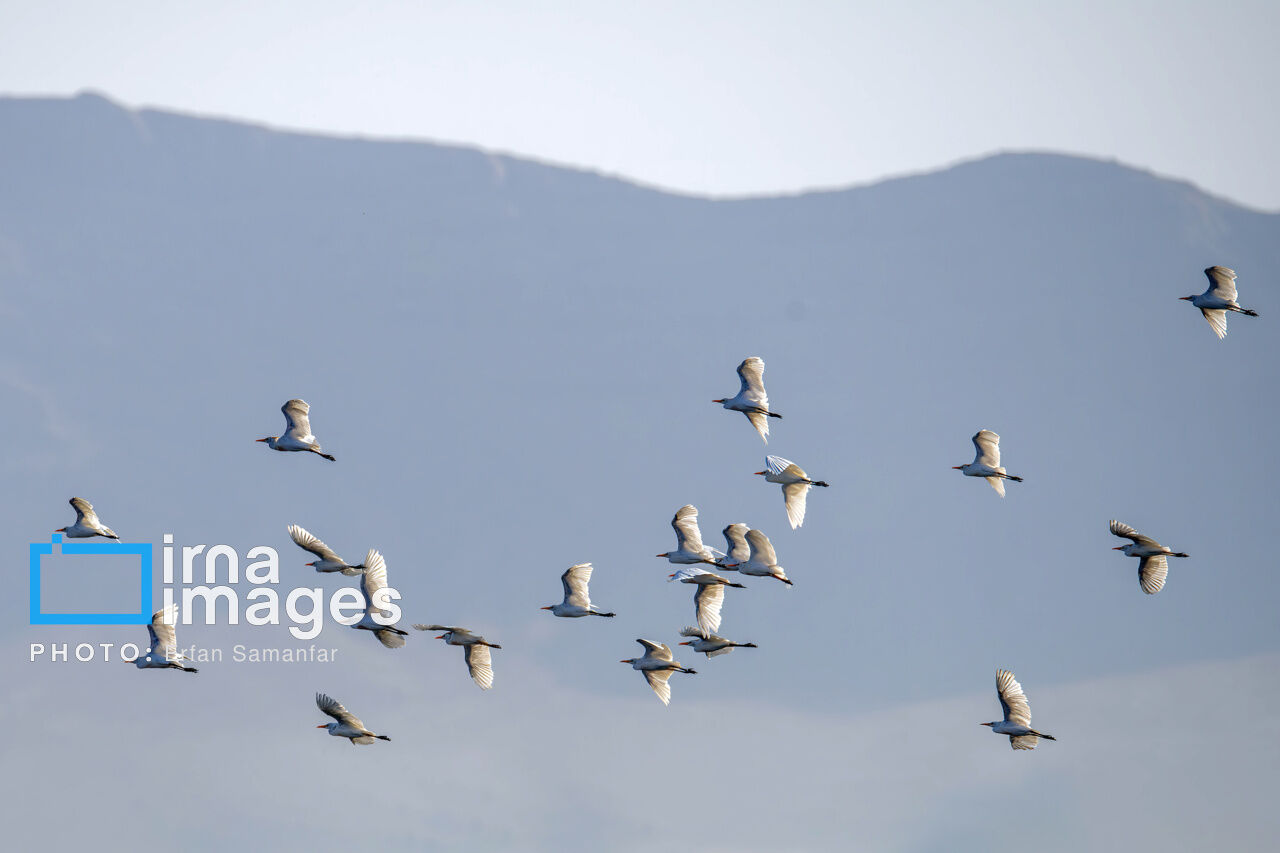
3,1,1279,208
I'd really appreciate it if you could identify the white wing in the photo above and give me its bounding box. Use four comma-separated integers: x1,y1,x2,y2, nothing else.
745,528,777,565
316,692,365,729
996,669,1032,727
694,582,725,637
1203,266,1238,302
69,497,100,527
722,523,751,564
745,410,770,442
1109,520,1159,548
765,455,793,477
360,550,392,618
561,562,593,608
464,644,494,690
736,357,768,405
1138,554,1169,595
281,398,314,440
1201,308,1228,339
972,430,1001,467
146,604,179,658
637,638,672,661
671,505,707,553
668,565,712,583
643,668,674,705
986,476,1006,498
783,481,810,529
1010,734,1040,750
287,524,342,563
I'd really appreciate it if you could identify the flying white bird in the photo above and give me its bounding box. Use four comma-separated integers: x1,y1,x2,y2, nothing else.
668,566,745,638
1180,266,1259,339
256,398,335,461
286,524,365,575
657,504,731,566
124,605,197,672
414,625,501,690
981,669,1057,750
718,523,752,570
56,497,119,540
1109,520,1188,595
713,356,782,442
953,430,1023,497
314,692,391,745
754,456,828,529
620,638,697,705
736,528,793,586
677,626,757,658
351,550,408,648
541,562,616,617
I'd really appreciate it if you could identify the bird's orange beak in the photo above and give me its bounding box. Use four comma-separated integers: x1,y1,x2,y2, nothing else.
54,527,65,533
678,641,690,645
305,561,315,566
539,606,551,610
980,722,993,727
315,724,327,728
255,438,269,442
656,553,668,558
951,466,964,469
1112,546,1125,550
1179,296,1193,301
435,634,446,639
711,399,724,403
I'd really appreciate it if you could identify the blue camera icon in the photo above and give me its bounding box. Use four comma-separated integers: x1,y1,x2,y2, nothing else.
29,533,153,625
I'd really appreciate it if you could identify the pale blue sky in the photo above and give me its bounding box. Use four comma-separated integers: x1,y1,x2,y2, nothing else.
3,0,1278,207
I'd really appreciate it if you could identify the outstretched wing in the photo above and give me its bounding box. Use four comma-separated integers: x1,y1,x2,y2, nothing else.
745,410,771,442
69,497,100,526
694,582,726,638
464,644,494,690
986,476,1006,498
1138,554,1169,595
765,455,793,477
316,692,365,729
721,523,751,564
1201,308,1228,339
413,624,466,633
287,524,343,563
1109,520,1159,548
561,563,593,608
671,505,707,553
643,668,674,705
1203,266,1238,302
736,357,768,405
972,430,1001,468
636,638,671,660
996,669,1032,727
147,605,179,658
281,399,314,440
1009,734,1040,750
745,528,778,565
360,550,392,618
783,482,810,529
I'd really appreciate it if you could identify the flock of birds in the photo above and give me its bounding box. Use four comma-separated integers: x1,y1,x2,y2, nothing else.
51,264,1258,747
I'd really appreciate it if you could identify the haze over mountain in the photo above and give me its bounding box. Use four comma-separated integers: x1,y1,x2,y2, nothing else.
2,93,1276,851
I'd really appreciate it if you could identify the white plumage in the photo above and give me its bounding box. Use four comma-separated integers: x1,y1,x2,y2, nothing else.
542,563,616,617
1180,266,1259,339
1109,520,1188,594
981,669,1057,750
953,430,1023,497
257,398,336,460
755,456,828,529
57,497,119,540
315,692,391,744
620,638,697,705
713,356,782,442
